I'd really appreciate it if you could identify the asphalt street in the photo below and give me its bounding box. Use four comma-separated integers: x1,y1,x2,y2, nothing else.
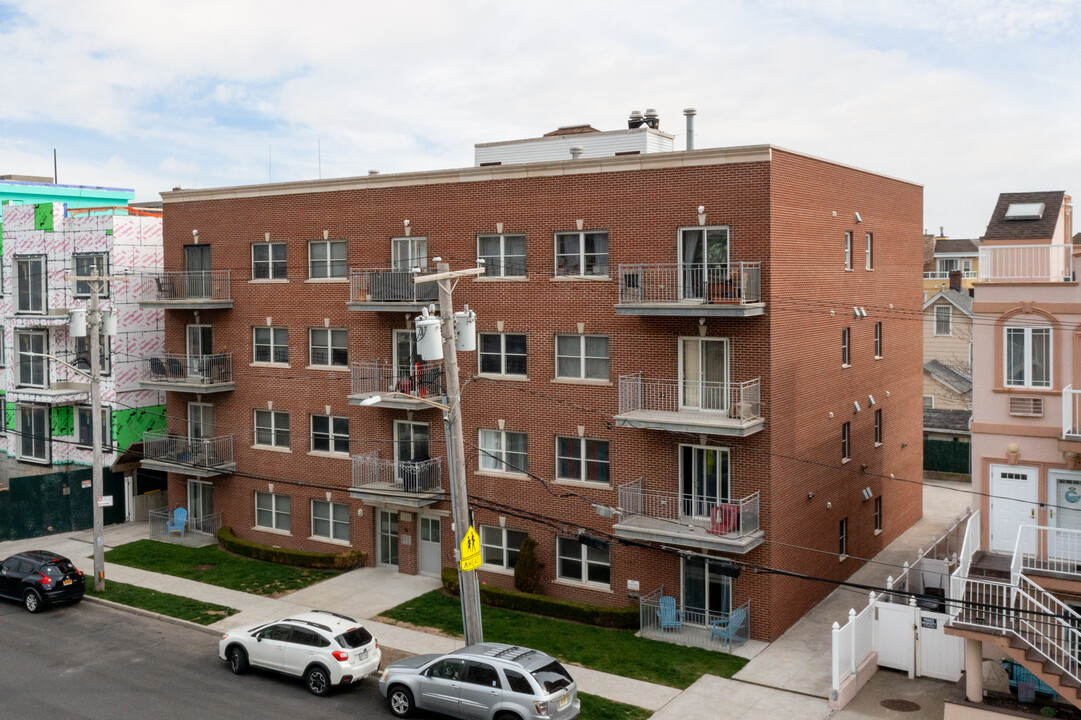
0,600,393,720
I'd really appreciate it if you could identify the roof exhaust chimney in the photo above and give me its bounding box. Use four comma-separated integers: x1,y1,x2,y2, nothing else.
368,169,380,175
684,107,697,151
643,108,660,130
569,146,583,160
628,110,644,129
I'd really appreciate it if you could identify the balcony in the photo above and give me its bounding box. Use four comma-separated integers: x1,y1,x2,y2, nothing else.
139,431,235,477
638,587,753,653
349,452,443,507
138,271,233,309
347,361,446,408
139,353,234,393
614,480,763,553
615,263,764,317
615,374,764,436
7,381,90,404
148,505,221,548
347,269,439,311
977,244,1073,283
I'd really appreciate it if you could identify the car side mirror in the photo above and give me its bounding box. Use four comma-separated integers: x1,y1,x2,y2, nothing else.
256,635,263,642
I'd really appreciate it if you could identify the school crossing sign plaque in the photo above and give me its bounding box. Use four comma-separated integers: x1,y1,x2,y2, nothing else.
459,526,482,571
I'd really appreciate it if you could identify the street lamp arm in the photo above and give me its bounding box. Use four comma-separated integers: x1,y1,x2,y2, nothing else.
359,392,450,412
23,352,93,381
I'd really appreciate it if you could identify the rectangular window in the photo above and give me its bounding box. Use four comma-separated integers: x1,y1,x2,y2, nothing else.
874,322,882,358
310,328,348,367
308,239,347,279
555,335,609,380
934,305,952,336
75,334,110,376
73,253,108,297
874,409,882,445
311,500,349,541
842,328,850,366
480,525,528,569
556,437,610,484
923,395,935,409
874,496,882,532
554,231,608,277
477,234,526,277
479,429,528,474
254,410,290,449
14,256,45,314
15,330,47,388
844,232,852,270
842,422,851,461
839,518,848,557
17,405,49,463
1005,326,1052,389
478,333,527,376
0,331,4,368
556,536,610,586
255,491,291,532
75,407,110,448
252,242,287,280
253,327,289,364
865,233,873,270
311,414,349,454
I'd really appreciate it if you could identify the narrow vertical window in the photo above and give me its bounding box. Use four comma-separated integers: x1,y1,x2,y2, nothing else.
839,518,849,557
874,409,882,445
842,422,851,461
865,233,873,270
874,322,882,358
874,496,882,533
844,232,852,270
842,328,851,366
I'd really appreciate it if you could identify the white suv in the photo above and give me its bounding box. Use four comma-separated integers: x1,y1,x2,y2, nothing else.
218,610,381,696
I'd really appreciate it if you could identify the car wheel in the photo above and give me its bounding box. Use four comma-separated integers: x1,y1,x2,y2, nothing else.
227,646,249,675
23,590,41,613
495,714,522,720
387,685,415,718
305,665,331,697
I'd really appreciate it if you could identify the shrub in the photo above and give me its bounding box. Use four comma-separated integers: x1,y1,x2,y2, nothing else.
513,536,544,594
217,527,366,570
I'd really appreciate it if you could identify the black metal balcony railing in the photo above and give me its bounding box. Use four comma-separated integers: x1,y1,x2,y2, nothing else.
349,269,439,304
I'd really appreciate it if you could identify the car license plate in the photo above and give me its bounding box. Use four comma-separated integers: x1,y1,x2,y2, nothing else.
357,649,367,660
559,695,569,708
63,579,72,586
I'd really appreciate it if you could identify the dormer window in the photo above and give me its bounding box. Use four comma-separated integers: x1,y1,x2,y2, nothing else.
1004,203,1045,220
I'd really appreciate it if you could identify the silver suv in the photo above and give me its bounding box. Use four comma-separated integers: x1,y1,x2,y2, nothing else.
379,643,579,720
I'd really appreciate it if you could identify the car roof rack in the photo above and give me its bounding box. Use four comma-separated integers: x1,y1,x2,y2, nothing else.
284,618,332,633
310,609,358,624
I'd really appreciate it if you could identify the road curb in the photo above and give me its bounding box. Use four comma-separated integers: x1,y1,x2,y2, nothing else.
82,594,223,637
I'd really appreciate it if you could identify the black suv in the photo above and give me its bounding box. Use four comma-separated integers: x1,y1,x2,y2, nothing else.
0,551,85,613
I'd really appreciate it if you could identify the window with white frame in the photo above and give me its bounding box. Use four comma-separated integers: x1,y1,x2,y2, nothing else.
311,499,349,541
844,232,852,270
839,518,848,557
874,409,882,445
874,496,882,532
865,233,874,270
554,231,608,277
254,327,289,364
255,491,291,531
14,255,45,314
477,234,526,277
842,421,851,461
311,414,349,454
479,333,527,376
842,328,850,366
0,331,5,368
1005,326,1051,389
75,334,110,375
252,242,287,280
556,536,610,585
310,328,347,367
481,525,528,569
254,410,290,449
15,330,46,388
934,305,952,336
556,437,609,484
923,395,935,409
75,406,110,448
308,239,347,279
555,335,609,380
874,322,882,358
73,253,108,297
479,428,527,474
18,405,49,463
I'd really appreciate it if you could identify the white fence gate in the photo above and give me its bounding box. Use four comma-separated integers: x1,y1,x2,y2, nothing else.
875,601,916,673
917,610,964,681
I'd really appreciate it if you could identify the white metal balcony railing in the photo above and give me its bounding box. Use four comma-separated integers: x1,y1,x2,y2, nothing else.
1063,386,1081,439
351,452,443,493
1013,524,1081,581
148,505,222,547
142,431,234,469
923,270,977,280
618,479,760,538
618,374,762,419
350,360,445,399
978,244,1073,282
349,268,439,304
638,585,751,651
617,263,762,305
143,352,232,386
140,270,232,302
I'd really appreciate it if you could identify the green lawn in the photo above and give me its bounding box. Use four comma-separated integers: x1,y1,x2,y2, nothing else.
380,590,747,689
103,540,337,596
86,580,238,625
579,692,652,720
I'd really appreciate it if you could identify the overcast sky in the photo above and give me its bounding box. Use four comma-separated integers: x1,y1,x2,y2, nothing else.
1,0,1078,238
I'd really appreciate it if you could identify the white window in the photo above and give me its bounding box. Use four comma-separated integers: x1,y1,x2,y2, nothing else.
75,407,110,448
75,334,110,375
479,333,527,376
17,405,48,463
254,327,289,364
842,422,851,461
844,232,852,270
310,328,347,367
391,237,428,270
311,414,349,454
254,410,290,449
842,328,850,366
73,253,108,297
934,305,952,336
874,409,882,445
865,233,874,270
1005,326,1051,389
555,335,609,380
875,323,882,358
556,536,610,586
477,234,526,277
15,330,47,388
308,239,347,278
874,496,882,532
839,518,848,557
556,437,610,484
481,525,528,570
479,429,527,474
252,242,287,280
312,500,350,541
0,331,4,368
255,491,290,532
14,256,45,314
923,395,935,409
555,231,608,277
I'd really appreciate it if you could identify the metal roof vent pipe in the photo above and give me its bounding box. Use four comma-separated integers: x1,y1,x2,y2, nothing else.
570,146,583,160
644,108,660,129
628,110,644,129
368,169,380,175
684,107,697,150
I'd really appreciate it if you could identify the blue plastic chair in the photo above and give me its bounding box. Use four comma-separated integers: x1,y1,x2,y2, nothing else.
711,607,747,648
656,596,682,631
167,507,188,537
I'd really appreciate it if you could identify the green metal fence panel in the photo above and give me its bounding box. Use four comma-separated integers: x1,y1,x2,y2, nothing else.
0,468,127,541
924,438,970,474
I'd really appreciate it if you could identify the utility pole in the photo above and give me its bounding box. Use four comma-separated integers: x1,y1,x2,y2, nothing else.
88,268,105,592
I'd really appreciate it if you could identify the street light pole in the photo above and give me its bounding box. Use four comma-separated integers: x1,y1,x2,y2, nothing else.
88,268,105,592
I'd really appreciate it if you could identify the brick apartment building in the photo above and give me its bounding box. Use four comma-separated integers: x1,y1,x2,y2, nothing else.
146,131,924,642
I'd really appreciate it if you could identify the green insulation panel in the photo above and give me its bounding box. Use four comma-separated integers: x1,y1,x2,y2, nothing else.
51,406,73,437
34,203,53,231
112,405,165,451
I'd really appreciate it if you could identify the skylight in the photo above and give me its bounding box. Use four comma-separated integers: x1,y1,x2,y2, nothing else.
1005,202,1045,220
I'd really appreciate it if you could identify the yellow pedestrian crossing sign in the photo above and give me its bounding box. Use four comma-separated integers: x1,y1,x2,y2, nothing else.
460,525,482,571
